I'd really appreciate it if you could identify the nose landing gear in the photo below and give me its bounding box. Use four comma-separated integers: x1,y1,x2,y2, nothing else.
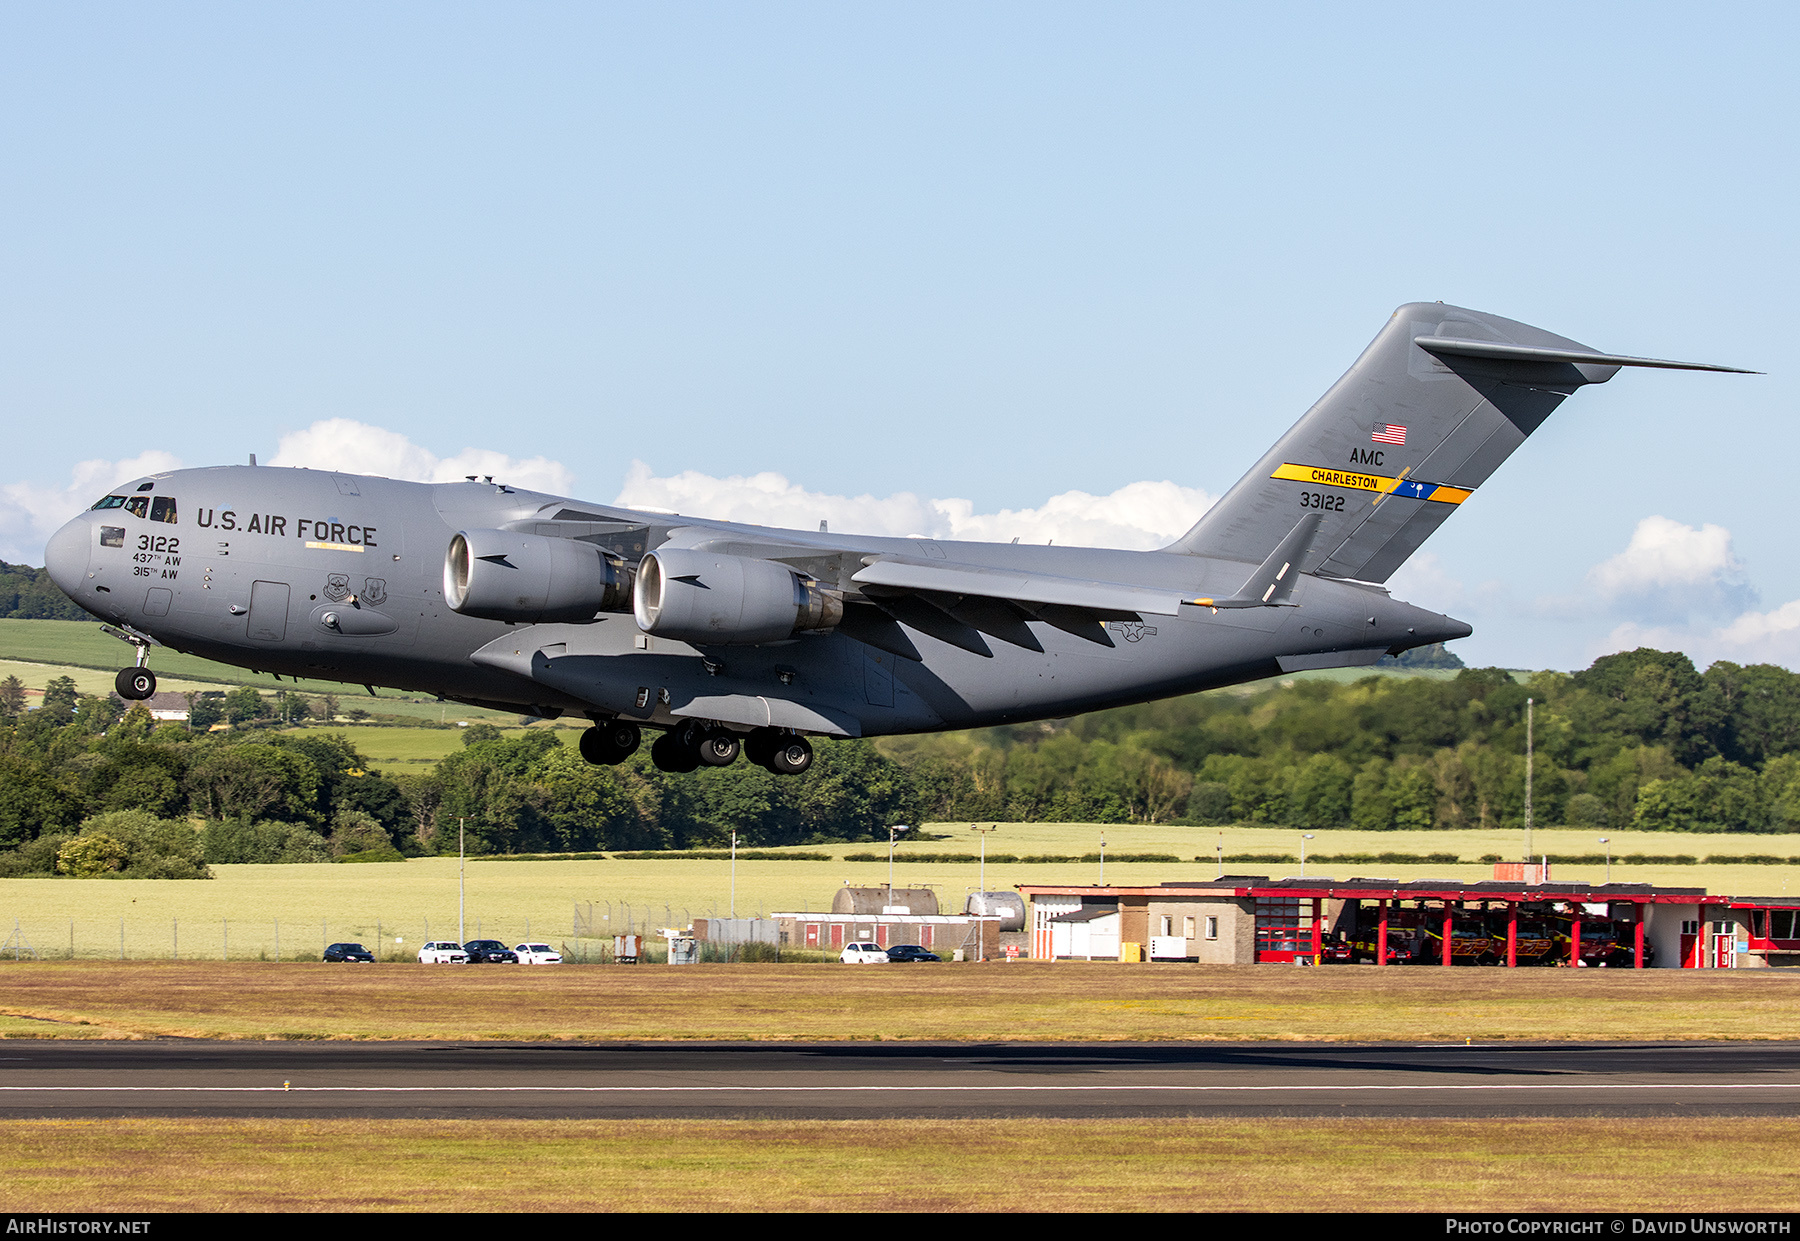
101,623,161,701
115,667,156,700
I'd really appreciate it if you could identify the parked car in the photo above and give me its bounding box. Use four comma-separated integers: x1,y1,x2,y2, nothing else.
417,941,469,964
513,943,563,965
840,942,888,964
462,940,519,963
885,944,940,963
323,942,374,963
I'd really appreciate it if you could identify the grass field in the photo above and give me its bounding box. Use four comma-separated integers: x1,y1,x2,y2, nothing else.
2,960,1799,1042
1,1115,1791,1212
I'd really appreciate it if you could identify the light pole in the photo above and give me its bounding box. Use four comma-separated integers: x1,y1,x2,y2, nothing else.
886,825,911,908
1599,837,1611,884
1099,834,1106,885
458,817,466,942
1524,697,1535,865
730,830,738,918
1300,833,1315,878
971,824,998,893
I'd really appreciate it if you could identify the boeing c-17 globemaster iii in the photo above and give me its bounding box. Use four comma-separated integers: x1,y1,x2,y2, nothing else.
43,304,1752,776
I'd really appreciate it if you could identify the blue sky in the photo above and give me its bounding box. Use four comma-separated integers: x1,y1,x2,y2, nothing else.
3,3,1795,672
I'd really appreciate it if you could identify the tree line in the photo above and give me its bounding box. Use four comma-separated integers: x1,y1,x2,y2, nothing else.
2,645,1799,874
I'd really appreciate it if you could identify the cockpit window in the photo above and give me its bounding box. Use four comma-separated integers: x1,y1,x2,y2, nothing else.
90,496,127,511
123,497,148,518
149,497,177,523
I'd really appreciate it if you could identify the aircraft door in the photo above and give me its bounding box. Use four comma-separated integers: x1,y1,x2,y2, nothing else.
248,580,291,642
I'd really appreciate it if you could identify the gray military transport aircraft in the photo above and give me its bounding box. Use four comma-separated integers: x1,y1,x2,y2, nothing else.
43,303,1750,776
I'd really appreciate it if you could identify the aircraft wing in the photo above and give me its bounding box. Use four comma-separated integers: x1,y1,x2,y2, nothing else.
851,556,1189,616
841,554,1191,660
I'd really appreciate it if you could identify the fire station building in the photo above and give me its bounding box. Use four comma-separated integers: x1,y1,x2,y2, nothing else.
1018,870,1800,968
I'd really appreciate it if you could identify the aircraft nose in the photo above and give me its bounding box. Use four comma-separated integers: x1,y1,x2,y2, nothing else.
44,516,90,598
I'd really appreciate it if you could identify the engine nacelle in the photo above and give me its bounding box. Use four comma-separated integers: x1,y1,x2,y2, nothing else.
633,548,842,645
444,528,631,624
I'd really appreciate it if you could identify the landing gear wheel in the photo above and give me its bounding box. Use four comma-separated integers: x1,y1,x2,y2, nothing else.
744,728,780,769
650,730,701,773
697,731,740,767
578,720,641,766
766,736,813,776
115,667,156,700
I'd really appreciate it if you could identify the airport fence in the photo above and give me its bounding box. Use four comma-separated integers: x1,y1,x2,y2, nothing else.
0,900,778,963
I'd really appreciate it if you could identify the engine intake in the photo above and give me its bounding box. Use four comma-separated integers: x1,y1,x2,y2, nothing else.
633,548,842,645
444,528,632,624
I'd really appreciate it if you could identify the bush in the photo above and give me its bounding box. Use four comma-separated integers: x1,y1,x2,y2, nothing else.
1564,793,1609,828
338,844,407,863
74,810,210,879
56,834,129,876
1186,783,1234,825
201,819,332,864
0,835,73,877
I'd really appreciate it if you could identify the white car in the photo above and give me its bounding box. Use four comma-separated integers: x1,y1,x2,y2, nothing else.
840,942,889,964
417,941,468,964
513,943,563,965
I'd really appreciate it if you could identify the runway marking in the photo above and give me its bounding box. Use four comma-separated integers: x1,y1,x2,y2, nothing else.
6,1083,1800,1095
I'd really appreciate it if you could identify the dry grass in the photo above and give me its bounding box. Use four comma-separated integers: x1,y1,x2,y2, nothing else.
1,1115,1796,1212
2,960,1799,1042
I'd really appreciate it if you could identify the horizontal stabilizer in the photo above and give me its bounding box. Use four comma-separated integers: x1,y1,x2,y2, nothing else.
1414,336,1757,374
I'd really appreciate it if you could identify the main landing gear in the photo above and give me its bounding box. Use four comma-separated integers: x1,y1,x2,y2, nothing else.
745,729,813,775
627,721,813,776
578,719,641,766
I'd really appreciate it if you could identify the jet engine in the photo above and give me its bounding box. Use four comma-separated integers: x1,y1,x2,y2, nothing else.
444,529,632,624
633,548,842,645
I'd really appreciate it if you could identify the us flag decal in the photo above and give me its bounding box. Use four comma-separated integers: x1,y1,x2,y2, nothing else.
1371,424,1407,445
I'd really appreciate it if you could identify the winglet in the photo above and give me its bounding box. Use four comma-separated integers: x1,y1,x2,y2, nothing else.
1190,513,1322,609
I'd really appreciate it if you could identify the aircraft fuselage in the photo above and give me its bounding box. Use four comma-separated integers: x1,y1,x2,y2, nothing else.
44,465,1467,740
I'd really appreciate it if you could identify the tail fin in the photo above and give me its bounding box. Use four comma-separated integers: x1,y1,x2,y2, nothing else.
1167,302,1751,581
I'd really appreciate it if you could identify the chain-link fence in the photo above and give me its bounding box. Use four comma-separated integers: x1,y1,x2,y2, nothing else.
0,901,732,963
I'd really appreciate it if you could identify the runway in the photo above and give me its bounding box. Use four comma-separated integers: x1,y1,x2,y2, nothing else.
3,1040,1800,1118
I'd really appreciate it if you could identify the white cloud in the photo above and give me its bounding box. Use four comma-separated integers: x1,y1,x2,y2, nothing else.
1717,599,1800,652
1588,515,1750,609
268,418,577,495
0,450,185,563
613,462,1215,550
